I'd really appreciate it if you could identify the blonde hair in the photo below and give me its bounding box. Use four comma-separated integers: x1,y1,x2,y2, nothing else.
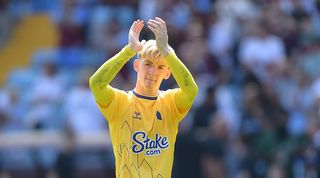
137,40,162,60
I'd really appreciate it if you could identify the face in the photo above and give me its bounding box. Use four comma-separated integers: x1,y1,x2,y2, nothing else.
134,58,171,93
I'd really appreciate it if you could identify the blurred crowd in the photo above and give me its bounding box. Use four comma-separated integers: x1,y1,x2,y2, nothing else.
0,0,320,178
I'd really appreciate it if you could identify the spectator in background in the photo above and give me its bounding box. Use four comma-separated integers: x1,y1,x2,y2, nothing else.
262,0,299,54
64,68,106,136
26,61,66,130
281,68,312,137
54,127,76,178
239,21,286,82
266,163,285,178
20,61,67,178
173,120,203,178
311,76,320,112
297,27,320,80
193,86,216,129
215,0,258,22
0,87,25,131
201,114,229,178
0,111,8,131
215,67,241,136
51,0,90,68
58,5,86,48
207,10,236,68
177,20,207,75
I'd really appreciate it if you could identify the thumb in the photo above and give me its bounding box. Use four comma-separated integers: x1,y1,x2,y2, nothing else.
141,39,146,45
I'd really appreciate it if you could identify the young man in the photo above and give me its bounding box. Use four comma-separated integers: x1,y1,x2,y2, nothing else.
89,17,198,178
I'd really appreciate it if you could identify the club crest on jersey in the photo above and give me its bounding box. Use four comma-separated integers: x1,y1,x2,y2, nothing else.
156,111,162,120
132,131,169,156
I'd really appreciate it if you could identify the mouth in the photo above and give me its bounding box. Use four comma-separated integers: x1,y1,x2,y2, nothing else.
145,78,157,82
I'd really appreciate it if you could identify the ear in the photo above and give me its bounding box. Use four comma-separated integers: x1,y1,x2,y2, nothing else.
163,69,171,80
133,59,139,72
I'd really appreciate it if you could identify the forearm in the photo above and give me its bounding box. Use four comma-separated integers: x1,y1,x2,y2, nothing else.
89,45,136,107
89,45,136,89
164,52,198,101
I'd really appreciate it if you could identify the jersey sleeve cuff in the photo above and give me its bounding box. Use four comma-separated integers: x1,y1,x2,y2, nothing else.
122,45,137,59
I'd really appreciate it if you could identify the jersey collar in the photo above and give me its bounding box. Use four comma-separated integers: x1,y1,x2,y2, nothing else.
132,90,158,100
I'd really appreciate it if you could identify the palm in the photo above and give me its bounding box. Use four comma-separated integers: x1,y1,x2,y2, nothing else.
147,17,170,56
129,20,144,52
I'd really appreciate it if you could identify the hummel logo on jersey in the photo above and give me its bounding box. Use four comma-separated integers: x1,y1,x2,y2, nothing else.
133,111,141,120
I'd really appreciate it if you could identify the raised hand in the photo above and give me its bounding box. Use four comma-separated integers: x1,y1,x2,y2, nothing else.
128,19,144,52
147,17,170,56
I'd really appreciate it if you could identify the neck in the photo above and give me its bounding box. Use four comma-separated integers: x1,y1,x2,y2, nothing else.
134,85,158,97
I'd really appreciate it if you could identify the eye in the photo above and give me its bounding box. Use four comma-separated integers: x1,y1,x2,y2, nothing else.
144,61,152,66
159,65,165,70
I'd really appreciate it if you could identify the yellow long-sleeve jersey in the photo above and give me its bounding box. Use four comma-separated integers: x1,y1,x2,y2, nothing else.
97,88,190,178
90,45,198,178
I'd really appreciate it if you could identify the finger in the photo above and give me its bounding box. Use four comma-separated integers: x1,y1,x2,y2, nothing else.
147,21,162,34
147,20,159,30
155,17,167,32
155,17,165,25
138,20,144,27
130,20,137,30
136,19,143,26
147,24,157,33
132,20,144,34
148,19,161,28
149,19,166,33
148,24,158,37
148,22,168,38
136,20,144,33
155,17,164,21
131,20,141,31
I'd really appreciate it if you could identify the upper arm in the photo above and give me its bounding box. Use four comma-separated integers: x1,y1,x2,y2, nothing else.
163,52,198,111
173,88,198,116
89,77,115,108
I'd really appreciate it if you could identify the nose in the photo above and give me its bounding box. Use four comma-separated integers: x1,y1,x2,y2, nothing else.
148,66,159,75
